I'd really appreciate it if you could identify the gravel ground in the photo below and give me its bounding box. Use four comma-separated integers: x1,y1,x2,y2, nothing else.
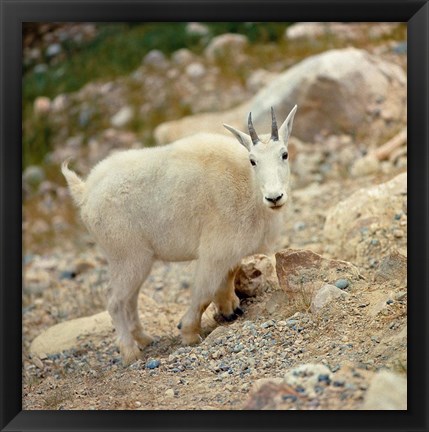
22,170,407,410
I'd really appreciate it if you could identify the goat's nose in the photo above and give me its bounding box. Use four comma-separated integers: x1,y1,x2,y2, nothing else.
265,193,283,204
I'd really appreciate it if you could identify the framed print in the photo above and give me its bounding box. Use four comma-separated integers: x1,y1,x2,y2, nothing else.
1,0,428,431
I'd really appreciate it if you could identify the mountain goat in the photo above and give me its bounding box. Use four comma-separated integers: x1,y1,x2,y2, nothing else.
62,105,297,364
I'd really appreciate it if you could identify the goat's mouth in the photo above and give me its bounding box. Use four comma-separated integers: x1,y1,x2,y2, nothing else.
269,203,284,210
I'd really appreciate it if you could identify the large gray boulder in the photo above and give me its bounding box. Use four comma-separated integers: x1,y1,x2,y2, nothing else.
249,48,406,144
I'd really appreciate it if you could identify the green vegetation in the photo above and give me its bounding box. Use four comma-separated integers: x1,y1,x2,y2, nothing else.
23,23,290,104
23,22,291,170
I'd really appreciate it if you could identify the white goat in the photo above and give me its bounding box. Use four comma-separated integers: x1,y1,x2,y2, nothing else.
62,105,297,364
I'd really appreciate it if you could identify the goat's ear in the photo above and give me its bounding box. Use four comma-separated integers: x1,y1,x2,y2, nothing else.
278,105,298,144
223,124,252,151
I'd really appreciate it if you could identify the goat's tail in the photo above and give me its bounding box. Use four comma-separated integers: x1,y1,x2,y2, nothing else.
61,159,86,207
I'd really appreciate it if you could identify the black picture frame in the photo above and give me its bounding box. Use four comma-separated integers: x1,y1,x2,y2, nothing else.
1,1,428,431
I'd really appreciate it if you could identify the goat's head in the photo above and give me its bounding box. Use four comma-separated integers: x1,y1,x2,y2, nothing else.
224,105,297,210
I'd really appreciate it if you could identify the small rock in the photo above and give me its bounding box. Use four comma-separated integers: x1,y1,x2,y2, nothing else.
317,374,331,384
146,359,161,369
393,229,404,238
392,41,407,55
171,48,194,66
294,221,306,231
394,291,407,301
374,250,407,283
186,22,209,37
24,269,51,295
235,254,278,297
165,388,175,398
31,356,44,369
79,108,92,128
59,270,76,280
46,43,62,57
334,279,349,289
51,94,68,112
350,154,381,177
134,401,142,407
185,62,206,79
23,165,45,189
34,63,48,74
111,106,133,128
284,363,332,398
261,320,275,328
311,284,349,313
204,33,248,62
143,50,168,68
33,96,51,116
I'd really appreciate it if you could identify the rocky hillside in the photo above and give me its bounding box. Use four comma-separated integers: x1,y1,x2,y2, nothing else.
22,22,407,410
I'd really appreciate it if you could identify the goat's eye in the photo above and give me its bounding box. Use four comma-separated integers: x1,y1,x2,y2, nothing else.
282,152,289,161
250,159,257,167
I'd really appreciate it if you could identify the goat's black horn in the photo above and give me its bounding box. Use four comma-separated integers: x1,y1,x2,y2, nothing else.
248,112,260,145
270,107,279,141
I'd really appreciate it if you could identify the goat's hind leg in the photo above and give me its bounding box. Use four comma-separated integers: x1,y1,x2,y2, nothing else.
107,254,153,365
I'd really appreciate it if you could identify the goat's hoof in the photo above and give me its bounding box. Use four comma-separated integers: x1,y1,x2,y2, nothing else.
120,344,142,366
181,332,202,346
222,312,238,322
234,307,244,316
135,332,154,349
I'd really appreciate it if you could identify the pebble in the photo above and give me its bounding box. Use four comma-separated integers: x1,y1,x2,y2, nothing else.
334,279,349,290
393,229,404,238
186,22,209,37
111,106,133,128
46,43,62,57
33,97,51,116
146,359,161,369
171,48,194,66
143,50,168,68
294,221,306,231
34,64,48,74
261,320,275,328
394,291,407,301
165,388,175,398
318,374,331,384
392,41,407,55
79,108,92,127
282,394,297,402
185,62,206,79
134,401,142,407
31,356,44,369
60,270,76,280
23,165,45,189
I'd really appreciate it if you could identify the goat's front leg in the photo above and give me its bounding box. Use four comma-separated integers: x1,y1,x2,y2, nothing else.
179,258,228,345
214,267,242,320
